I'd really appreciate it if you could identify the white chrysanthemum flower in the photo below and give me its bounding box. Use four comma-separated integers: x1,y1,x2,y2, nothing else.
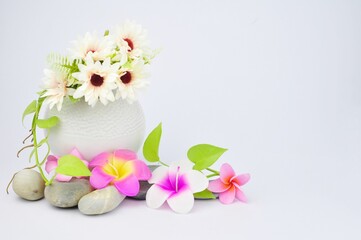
115,61,149,103
112,21,149,59
112,45,128,66
69,32,114,61
72,56,120,107
42,69,70,111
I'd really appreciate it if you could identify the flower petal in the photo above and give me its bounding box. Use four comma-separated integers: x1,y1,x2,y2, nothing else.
148,166,169,184
169,160,194,174
232,173,250,186
235,187,248,203
114,149,137,160
167,188,194,214
45,155,58,173
56,174,72,182
220,163,235,184
185,170,208,193
69,147,85,160
89,152,110,168
89,167,114,189
146,184,172,209
113,174,140,196
130,160,151,180
208,178,230,193
219,185,236,204
81,160,89,168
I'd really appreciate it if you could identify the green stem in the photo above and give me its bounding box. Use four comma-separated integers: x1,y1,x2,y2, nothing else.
206,167,220,175
32,99,49,184
39,141,50,166
46,174,57,186
159,160,169,167
206,173,219,178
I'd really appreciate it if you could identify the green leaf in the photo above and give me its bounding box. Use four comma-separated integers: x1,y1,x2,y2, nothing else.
36,116,59,129
143,123,162,162
37,90,46,97
22,100,37,124
47,53,79,78
56,155,91,177
194,189,216,199
122,61,132,70
104,29,109,36
187,144,227,170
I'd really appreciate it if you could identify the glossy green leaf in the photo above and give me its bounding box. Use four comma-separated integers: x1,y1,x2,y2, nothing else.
36,116,59,129
194,189,216,199
143,123,162,162
187,144,227,170
56,155,91,177
22,100,37,124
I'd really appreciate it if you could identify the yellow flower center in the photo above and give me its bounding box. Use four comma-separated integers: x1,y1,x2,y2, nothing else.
102,158,133,181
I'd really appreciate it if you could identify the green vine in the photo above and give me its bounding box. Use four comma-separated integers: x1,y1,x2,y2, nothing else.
32,97,48,183
19,94,60,185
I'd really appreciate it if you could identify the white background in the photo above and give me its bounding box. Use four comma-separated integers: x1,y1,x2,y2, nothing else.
0,0,360,239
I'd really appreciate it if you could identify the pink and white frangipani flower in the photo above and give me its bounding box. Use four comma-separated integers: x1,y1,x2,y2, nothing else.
208,163,250,204
45,148,89,182
146,160,208,214
88,149,151,196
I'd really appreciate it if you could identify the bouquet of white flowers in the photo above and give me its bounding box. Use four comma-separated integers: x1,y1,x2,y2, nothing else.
43,21,157,110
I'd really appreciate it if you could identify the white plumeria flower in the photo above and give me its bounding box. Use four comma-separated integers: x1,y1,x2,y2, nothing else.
115,61,149,103
146,160,209,214
112,21,149,61
72,56,120,107
42,69,70,111
69,32,114,61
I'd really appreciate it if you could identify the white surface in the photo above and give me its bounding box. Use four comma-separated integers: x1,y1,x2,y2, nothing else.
0,0,360,239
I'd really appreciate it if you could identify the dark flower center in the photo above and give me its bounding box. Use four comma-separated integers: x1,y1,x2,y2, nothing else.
123,38,134,51
120,72,132,84
90,74,104,87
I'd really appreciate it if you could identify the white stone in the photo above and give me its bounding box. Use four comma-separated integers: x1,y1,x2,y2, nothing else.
78,186,125,215
12,169,45,201
44,99,145,160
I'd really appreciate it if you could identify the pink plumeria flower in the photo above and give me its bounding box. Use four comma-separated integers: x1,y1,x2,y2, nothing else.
208,163,250,204
146,160,208,214
88,149,151,196
45,147,89,182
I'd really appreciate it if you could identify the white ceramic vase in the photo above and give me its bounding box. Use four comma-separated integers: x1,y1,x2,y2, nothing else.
44,99,145,160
